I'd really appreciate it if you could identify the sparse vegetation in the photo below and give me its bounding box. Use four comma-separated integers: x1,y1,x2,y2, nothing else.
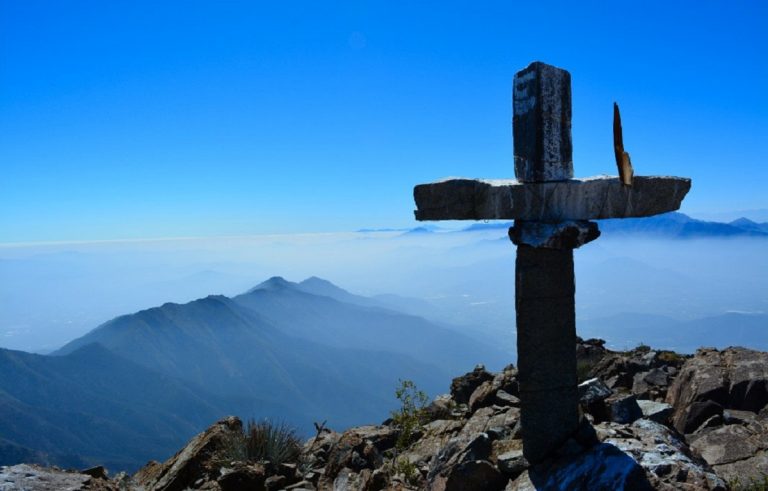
634,342,651,353
387,379,429,485
657,350,684,364
391,379,429,451
217,419,301,468
576,358,595,382
728,473,768,491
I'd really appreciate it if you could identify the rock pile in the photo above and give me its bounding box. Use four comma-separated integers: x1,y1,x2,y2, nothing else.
2,341,766,490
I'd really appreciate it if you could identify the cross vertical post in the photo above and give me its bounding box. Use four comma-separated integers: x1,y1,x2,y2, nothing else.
511,62,589,463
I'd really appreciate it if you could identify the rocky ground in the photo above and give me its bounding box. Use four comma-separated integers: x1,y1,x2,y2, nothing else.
2,340,767,490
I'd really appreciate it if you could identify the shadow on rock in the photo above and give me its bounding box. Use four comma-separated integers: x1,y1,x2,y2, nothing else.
512,443,653,491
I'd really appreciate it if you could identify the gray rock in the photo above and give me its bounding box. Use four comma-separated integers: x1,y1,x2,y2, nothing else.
636,400,673,424
495,390,521,407
413,175,691,221
496,449,528,478
429,459,507,491
0,464,96,491
643,368,669,387
609,394,643,424
667,347,768,433
513,61,573,182
605,419,727,490
723,408,758,425
451,366,494,405
688,418,768,483
506,443,653,491
468,380,496,413
578,377,613,405
133,415,243,491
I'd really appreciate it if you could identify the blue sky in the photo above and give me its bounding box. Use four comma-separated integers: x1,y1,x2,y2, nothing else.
1,1,766,242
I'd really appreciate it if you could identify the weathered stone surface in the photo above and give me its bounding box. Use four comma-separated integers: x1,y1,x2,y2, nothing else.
667,347,768,433
450,366,494,405
413,175,691,221
609,394,643,424
324,427,387,480
515,245,578,463
506,443,653,491
512,61,573,182
603,419,727,490
218,463,266,491
0,463,113,491
636,400,673,424
688,417,768,483
508,220,599,249
133,415,243,491
578,377,613,405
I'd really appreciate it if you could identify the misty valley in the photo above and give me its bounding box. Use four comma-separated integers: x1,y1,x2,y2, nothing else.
1,211,767,473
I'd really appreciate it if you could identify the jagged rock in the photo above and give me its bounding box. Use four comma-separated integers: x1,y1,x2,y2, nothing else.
609,394,643,424
667,347,768,433
133,416,243,491
264,474,287,490
401,419,463,467
496,449,528,479
506,443,653,490
495,390,521,407
217,463,266,491
644,368,670,387
81,466,108,480
636,400,673,424
578,377,613,405
424,394,455,421
324,427,390,480
688,417,768,483
723,409,758,425
0,463,116,491
599,419,726,490
451,365,494,405
468,381,497,412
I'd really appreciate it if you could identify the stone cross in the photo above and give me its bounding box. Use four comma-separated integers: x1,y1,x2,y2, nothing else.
412,61,691,463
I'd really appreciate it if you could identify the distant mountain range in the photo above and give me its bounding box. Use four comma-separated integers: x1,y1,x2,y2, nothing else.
422,212,768,238
0,277,510,472
579,311,768,353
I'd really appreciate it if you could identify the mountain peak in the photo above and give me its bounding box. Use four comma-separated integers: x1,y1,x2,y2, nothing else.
248,276,298,293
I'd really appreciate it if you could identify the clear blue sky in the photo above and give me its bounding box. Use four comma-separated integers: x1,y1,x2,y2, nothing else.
2,1,766,242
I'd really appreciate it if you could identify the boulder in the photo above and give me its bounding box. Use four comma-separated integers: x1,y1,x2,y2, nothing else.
451,366,494,405
133,416,243,491
667,347,768,433
506,443,653,490
578,378,613,405
609,394,643,424
688,417,768,484
636,400,673,424
604,419,727,490
217,462,266,491
324,427,390,480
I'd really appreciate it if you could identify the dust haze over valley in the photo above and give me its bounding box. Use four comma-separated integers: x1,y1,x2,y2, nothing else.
3,212,767,358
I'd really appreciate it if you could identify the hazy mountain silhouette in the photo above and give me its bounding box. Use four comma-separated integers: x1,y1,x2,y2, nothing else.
455,212,768,238
0,277,511,471
580,311,768,353
0,343,223,471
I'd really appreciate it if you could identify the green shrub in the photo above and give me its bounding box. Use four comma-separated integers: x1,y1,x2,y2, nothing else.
391,379,429,451
634,342,651,353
